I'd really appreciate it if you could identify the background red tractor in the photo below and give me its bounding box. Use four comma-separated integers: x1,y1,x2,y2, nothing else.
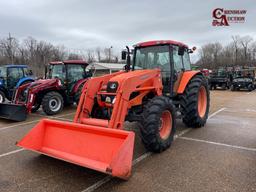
0,60,91,121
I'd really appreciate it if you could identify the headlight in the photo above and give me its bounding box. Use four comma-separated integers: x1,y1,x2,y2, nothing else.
58,79,62,86
107,82,118,93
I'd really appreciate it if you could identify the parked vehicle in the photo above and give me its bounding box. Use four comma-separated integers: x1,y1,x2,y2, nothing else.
0,60,91,121
209,69,232,90
0,65,34,103
231,69,255,91
17,40,210,179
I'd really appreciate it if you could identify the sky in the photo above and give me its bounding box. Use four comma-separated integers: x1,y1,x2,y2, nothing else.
0,0,255,61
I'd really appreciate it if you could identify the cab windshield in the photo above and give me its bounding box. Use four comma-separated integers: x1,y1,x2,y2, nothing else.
133,45,170,72
48,64,65,81
0,67,6,78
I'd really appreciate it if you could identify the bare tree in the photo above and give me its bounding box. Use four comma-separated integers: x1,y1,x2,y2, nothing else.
231,35,240,65
85,49,95,63
196,35,256,69
239,35,253,65
95,47,101,62
0,34,19,63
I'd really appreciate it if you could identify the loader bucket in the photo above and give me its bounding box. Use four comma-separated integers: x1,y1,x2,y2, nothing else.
0,103,27,121
17,119,135,179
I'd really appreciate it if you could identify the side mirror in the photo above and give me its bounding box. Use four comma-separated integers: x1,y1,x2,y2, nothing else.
28,69,33,76
188,46,196,54
124,64,130,71
121,51,127,60
178,46,185,56
86,70,93,78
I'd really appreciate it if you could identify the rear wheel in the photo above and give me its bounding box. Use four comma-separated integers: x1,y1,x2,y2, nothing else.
42,92,64,115
0,91,5,103
180,75,210,128
139,96,176,153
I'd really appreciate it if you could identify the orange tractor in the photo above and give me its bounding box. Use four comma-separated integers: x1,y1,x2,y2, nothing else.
17,40,210,179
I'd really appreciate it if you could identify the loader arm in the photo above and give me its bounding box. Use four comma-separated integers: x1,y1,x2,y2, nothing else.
75,69,163,130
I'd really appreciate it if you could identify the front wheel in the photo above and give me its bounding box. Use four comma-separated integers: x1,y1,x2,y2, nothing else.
0,91,5,103
31,102,41,113
180,75,210,128
248,84,254,92
222,84,227,90
42,92,64,115
139,96,176,153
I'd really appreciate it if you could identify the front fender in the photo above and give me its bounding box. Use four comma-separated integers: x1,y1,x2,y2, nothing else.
71,79,88,95
16,77,34,88
177,71,202,94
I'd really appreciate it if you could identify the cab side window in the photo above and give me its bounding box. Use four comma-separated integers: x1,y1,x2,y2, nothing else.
8,67,23,79
183,51,191,70
172,46,183,72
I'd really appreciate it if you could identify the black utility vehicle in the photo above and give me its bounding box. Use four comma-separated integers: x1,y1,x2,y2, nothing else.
231,69,255,91
209,69,232,90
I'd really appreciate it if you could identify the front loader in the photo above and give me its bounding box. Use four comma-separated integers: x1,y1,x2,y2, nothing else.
17,40,210,179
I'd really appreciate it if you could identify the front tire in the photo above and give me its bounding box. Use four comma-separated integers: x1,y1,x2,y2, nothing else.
180,75,210,128
42,92,64,115
31,102,41,113
139,96,176,153
0,91,5,103
248,84,253,92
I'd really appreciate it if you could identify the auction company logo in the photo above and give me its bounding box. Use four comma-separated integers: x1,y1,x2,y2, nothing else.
212,8,247,26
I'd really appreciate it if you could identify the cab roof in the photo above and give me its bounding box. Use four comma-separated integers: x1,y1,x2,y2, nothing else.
49,60,88,65
134,40,188,48
0,64,28,68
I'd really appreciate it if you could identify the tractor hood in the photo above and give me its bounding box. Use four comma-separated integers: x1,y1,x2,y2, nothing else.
25,78,61,90
109,69,160,83
105,69,161,93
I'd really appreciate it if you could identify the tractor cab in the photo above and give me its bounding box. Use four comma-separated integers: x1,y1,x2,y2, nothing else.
0,65,34,102
122,40,195,95
46,60,91,94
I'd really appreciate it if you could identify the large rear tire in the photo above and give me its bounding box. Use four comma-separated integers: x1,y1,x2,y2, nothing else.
42,92,64,115
139,96,176,153
180,75,210,128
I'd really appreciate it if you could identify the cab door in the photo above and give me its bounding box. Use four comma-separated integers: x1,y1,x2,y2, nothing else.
66,64,86,95
172,46,191,93
7,67,24,89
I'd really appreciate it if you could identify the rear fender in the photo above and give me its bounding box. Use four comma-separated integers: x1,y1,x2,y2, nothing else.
0,86,8,98
16,77,34,88
177,71,202,94
71,78,88,95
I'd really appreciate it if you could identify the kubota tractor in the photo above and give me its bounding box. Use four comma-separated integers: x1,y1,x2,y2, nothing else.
0,60,91,121
17,40,210,179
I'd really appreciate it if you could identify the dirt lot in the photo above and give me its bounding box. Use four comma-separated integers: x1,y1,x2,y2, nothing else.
0,90,256,192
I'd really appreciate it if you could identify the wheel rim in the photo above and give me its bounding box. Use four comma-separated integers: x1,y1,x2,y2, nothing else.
0,94,3,103
198,86,207,118
159,110,172,140
49,97,61,112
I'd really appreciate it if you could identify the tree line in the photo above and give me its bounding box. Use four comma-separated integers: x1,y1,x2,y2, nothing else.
196,35,256,69
0,34,120,76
